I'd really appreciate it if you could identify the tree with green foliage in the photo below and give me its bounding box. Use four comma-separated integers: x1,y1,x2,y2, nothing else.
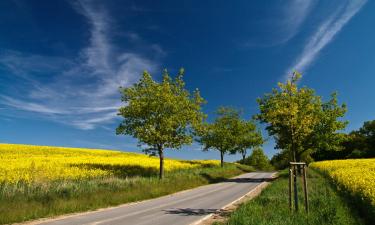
255,71,347,163
116,69,206,179
270,151,289,170
313,120,375,160
349,120,375,158
318,120,375,160
243,147,273,171
197,107,242,167
234,120,264,161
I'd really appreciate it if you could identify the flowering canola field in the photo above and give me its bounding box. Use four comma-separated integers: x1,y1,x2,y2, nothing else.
311,158,375,207
0,143,219,184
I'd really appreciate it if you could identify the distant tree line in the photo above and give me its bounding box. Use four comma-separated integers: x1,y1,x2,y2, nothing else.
312,120,375,161
116,68,371,177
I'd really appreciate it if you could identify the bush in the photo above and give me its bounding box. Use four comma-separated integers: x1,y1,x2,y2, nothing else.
239,148,273,171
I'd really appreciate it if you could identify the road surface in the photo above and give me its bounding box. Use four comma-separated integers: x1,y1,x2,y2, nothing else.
34,172,275,225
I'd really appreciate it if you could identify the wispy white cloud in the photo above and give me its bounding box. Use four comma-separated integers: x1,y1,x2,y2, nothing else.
0,0,162,130
244,0,315,47
0,50,72,78
0,95,67,115
285,0,367,79
276,0,316,45
70,112,119,130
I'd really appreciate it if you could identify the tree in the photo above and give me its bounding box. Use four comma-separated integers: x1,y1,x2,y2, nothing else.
244,147,273,171
255,71,347,163
116,69,206,179
337,120,375,159
234,120,264,161
270,151,289,170
197,107,242,167
354,120,375,157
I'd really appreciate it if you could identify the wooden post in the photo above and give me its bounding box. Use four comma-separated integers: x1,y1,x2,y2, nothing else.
289,167,293,210
293,164,298,211
289,162,308,213
303,165,309,213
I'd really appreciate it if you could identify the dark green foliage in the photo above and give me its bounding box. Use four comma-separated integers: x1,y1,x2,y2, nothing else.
313,120,375,160
240,148,273,171
220,169,364,225
270,151,289,170
340,120,375,158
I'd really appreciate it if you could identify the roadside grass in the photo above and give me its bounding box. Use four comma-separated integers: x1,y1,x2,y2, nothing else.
0,163,253,224
217,168,364,225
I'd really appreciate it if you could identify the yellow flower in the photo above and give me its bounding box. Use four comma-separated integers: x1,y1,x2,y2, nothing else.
311,159,375,207
0,143,219,184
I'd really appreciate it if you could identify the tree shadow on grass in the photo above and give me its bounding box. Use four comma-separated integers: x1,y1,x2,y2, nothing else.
69,163,158,178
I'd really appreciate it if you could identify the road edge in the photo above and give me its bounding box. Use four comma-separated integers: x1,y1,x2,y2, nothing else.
190,172,278,225
17,171,257,225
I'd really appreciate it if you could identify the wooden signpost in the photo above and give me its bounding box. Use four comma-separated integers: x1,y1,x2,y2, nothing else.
289,162,309,213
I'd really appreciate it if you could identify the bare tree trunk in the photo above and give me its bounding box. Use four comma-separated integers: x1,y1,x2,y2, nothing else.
158,146,164,179
291,142,298,211
242,150,247,161
220,151,224,168
296,154,303,174
292,145,298,211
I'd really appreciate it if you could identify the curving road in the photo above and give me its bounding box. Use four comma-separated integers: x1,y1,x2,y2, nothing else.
33,172,275,225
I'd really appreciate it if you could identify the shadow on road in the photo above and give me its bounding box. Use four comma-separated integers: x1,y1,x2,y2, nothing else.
200,172,275,184
225,177,275,183
163,208,219,216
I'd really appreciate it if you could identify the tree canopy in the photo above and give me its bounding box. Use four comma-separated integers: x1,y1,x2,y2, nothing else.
242,147,273,171
314,120,375,160
197,107,242,167
116,69,206,178
348,120,375,157
233,120,264,161
255,71,347,163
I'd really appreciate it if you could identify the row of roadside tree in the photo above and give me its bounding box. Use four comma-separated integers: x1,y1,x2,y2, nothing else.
115,68,359,178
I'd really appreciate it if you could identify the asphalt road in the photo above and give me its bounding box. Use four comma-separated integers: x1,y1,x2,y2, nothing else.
35,172,275,225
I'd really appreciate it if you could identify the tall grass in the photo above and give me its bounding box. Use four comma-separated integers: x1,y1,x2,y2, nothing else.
219,169,364,225
0,163,253,224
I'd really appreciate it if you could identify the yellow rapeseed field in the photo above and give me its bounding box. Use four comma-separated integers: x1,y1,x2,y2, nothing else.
0,143,219,184
311,158,375,207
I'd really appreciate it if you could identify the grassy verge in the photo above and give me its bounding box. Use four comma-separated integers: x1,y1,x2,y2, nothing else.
217,168,364,225
0,163,253,224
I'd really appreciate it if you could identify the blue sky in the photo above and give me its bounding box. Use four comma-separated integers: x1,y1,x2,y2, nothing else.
0,0,374,161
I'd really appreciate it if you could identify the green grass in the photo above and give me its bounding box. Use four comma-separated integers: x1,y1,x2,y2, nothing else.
0,163,253,224
218,169,365,225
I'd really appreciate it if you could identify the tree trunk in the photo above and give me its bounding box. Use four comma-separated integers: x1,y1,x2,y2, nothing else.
296,154,302,174
220,151,224,168
158,146,164,179
292,143,298,211
242,150,246,161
